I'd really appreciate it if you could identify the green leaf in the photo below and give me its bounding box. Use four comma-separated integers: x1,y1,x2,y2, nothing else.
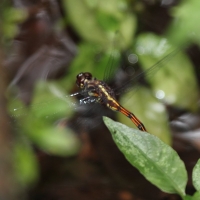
68,42,122,84
167,0,200,47
183,195,193,200
14,141,38,187
63,0,136,49
21,114,81,156
9,81,81,156
1,6,27,40
192,159,200,191
118,87,171,144
135,33,198,111
64,0,106,45
192,191,200,200
30,81,74,121
103,117,187,197
9,81,74,122
118,12,137,49
183,192,200,200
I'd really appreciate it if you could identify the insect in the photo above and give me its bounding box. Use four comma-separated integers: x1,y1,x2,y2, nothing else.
71,72,147,131
69,47,180,132
10,47,178,133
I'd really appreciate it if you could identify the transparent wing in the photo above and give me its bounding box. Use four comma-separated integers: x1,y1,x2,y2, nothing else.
113,48,180,96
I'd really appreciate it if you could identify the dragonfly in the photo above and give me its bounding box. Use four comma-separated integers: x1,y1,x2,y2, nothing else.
10,47,179,132
68,47,179,132
71,72,147,131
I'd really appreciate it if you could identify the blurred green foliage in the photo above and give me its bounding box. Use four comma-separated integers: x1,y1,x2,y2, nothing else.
64,0,136,49
167,0,200,46
0,1,27,43
14,141,39,188
4,0,200,191
134,33,198,111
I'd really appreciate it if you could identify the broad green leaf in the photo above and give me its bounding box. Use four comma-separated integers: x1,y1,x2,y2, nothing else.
104,117,187,197
134,33,198,111
118,86,171,144
192,159,200,191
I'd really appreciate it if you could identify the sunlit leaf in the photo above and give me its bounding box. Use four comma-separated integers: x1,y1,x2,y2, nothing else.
135,33,198,111
104,117,187,196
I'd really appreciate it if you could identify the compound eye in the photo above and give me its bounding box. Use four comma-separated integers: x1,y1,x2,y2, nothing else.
84,72,92,80
76,72,93,88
